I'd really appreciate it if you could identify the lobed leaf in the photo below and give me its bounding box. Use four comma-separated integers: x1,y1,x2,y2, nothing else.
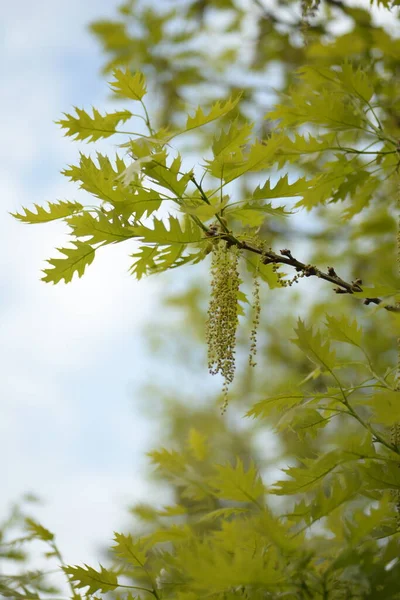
25,519,54,542
12,200,83,224
325,314,363,347
251,174,309,202
42,241,96,284
63,564,118,595
187,428,208,461
291,319,336,371
109,68,147,100
222,135,283,183
272,450,344,495
246,393,305,420
209,458,265,503
112,532,148,569
185,95,242,133
57,107,132,142
62,153,128,204
67,210,136,245
129,246,158,279
133,216,202,245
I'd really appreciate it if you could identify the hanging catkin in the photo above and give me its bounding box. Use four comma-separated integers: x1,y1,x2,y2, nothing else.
391,178,400,524
206,240,240,413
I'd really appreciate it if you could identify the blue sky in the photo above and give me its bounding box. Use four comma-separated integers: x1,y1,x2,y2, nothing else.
1,0,167,566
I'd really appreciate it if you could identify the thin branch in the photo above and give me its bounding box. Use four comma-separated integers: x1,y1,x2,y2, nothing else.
189,172,398,312
242,241,397,310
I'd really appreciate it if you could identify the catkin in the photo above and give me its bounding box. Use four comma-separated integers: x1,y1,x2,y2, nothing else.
392,211,400,525
249,266,261,368
206,240,240,413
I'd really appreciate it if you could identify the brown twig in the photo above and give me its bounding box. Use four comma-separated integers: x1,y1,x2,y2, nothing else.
206,228,399,311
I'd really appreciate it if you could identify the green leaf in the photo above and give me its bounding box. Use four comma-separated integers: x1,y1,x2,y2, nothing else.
210,458,265,503
272,450,344,495
246,392,305,420
353,286,399,298
63,564,118,595
211,119,253,159
62,153,128,204
344,495,394,543
143,524,191,545
133,216,202,245
290,469,362,526
227,208,265,227
42,242,96,284
196,507,248,524
115,188,163,220
138,150,191,197
291,319,336,371
275,132,336,167
278,407,329,439
361,461,400,491
293,156,354,210
109,68,147,100
25,518,54,542
129,246,158,279
269,84,363,131
342,175,381,220
329,62,374,103
180,193,229,221
251,174,310,202
12,200,83,224
174,537,284,592
244,253,283,288
148,243,186,272
324,314,362,347
222,135,283,183
57,107,132,142
366,390,400,426
205,119,253,178
185,95,241,133
67,211,136,245
187,428,208,461
112,533,148,569
227,202,289,227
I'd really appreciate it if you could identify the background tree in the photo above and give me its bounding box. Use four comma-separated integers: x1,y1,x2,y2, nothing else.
4,0,400,598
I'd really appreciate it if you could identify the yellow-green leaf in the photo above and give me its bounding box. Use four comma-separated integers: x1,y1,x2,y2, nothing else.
25,518,54,542
187,428,208,461
210,458,265,503
222,135,283,183
62,153,127,204
12,200,83,224
112,533,148,569
109,68,147,100
247,393,305,420
366,390,400,427
185,95,241,132
133,216,202,245
57,107,132,142
67,211,136,245
129,246,158,280
42,242,96,284
292,319,336,371
251,175,309,201
325,314,362,347
63,564,118,595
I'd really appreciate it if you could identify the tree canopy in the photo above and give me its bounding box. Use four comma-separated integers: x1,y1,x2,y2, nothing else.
4,0,400,598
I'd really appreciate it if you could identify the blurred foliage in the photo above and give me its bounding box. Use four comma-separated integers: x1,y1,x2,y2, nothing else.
0,496,63,599
6,0,400,598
